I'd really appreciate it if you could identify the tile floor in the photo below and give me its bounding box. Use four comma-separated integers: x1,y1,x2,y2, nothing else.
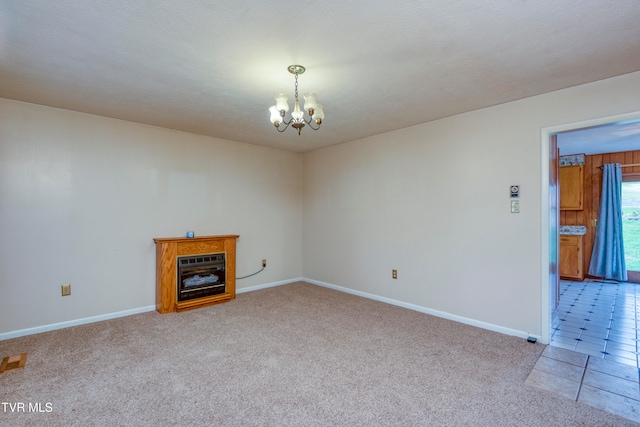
525,279,640,422
550,279,639,368
526,346,640,423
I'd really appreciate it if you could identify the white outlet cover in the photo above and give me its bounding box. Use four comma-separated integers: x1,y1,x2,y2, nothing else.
511,200,520,213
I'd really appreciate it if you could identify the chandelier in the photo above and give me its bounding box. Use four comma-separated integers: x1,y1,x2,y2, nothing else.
269,65,324,135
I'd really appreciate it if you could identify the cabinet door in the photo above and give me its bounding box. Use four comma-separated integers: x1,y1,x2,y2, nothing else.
559,235,583,280
559,165,584,210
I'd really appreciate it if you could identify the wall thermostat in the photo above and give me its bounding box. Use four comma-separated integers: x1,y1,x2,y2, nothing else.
510,185,519,198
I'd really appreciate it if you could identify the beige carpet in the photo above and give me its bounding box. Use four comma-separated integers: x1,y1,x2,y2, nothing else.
0,282,635,426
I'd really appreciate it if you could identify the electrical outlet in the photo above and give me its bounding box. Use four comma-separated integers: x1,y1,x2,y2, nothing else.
61,284,71,296
392,269,397,279
262,259,267,268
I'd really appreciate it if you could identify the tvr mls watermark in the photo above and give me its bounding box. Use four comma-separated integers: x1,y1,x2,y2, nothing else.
2,402,53,413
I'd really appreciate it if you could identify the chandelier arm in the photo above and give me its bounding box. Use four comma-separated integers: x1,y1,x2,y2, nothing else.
303,116,321,130
275,120,292,133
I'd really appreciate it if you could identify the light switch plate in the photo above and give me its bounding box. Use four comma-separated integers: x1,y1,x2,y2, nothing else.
511,200,520,213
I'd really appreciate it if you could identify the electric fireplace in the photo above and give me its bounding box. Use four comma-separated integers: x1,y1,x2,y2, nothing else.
154,235,239,313
177,253,226,301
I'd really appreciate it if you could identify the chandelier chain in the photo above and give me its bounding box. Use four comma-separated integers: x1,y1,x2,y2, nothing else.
294,74,299,101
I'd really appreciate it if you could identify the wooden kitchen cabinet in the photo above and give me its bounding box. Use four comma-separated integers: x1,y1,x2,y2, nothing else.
560,235,583,280
559,165,584,210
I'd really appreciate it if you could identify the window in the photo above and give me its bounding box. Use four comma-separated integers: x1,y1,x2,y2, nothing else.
621,180,640,271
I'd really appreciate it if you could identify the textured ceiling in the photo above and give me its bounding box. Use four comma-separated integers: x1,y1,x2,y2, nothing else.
557,120,640,156
1,1,640,152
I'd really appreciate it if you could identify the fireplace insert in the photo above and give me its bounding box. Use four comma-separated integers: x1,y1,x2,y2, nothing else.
177,253,226,301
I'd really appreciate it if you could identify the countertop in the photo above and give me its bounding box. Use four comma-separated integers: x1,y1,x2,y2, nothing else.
559,225,587,235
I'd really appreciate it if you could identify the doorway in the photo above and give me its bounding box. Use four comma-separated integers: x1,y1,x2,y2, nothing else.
541,112,640,345
542,112,640,365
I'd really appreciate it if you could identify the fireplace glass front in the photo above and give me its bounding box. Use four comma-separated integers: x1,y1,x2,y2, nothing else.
177,253,226,301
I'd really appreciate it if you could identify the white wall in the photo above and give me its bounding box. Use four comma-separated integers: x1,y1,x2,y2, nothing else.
302,71,640,340
3,72,640,341
0,99,302,335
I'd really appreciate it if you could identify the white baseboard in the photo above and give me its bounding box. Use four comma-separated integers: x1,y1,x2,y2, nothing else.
0,278,304,341
0,305,157,341
0,277,540,344
303,278,542,343
236,277,304,294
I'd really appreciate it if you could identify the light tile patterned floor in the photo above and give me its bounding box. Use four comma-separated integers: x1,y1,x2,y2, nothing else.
550,279,639,368
526,279,640,423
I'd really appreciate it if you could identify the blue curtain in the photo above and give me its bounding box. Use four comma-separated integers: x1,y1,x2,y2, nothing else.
588,163,627,281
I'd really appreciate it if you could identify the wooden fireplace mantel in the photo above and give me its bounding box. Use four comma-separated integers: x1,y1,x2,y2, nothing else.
153,235,239,314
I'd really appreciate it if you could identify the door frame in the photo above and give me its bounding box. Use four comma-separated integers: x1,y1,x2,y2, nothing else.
540,111,640,344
